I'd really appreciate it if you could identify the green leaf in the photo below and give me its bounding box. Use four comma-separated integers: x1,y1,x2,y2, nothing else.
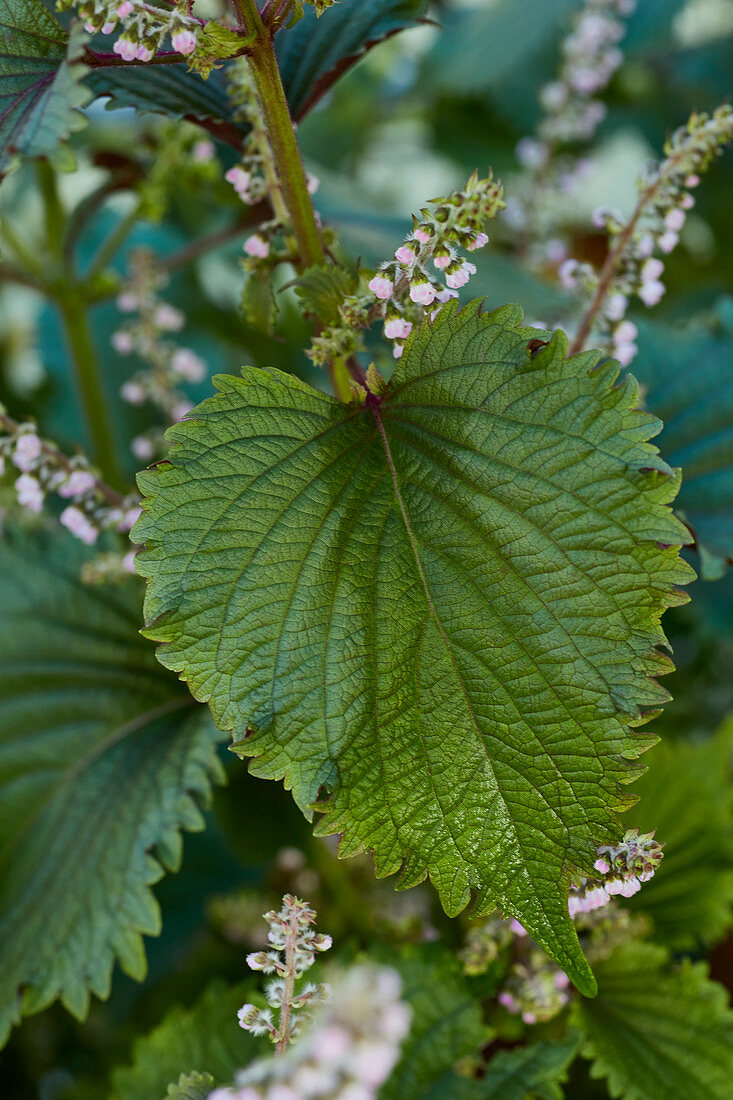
0,528,224,1048
111,978,266,1100
165,1072,215,1100
572,941,733,1100
135,301,693,994
633,300,733,577
379,944,487,1099
0,0,90,173
276,0,428,119
83,65,247,135
475,1033,582,1100
292,261,360,325
624,717,733,950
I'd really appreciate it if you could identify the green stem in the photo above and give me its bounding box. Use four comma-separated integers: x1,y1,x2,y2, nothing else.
85,200,142,282
35,160,65,259
235,0,351,401
58,292,125,488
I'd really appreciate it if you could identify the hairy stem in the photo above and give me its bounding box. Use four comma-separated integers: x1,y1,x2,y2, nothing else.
275,907,299,1056
233,0,351,401
570,144,694,355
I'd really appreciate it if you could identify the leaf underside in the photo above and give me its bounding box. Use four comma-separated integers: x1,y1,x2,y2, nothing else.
135,301,693,994
0,0,89,173
0,530,224,1047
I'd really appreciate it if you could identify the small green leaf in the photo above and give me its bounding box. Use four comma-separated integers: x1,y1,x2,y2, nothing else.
292,261,360,325
0,1,90,173
625,717,733,950
572,941,733,1100
165,1072,215,1100
135,302,693,993
0,529,224,1048
111,978,267,1100
241,268,278,334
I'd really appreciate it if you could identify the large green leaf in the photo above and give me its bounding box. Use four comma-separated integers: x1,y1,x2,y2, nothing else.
0,529,224,1047
0,0,89,173
276,0,428,119
111,978,266,1100
625,717,733,950
572,942,733,1100
475,1034,581,1100
633,300,733,578
84,65,245,133
135,301,693,994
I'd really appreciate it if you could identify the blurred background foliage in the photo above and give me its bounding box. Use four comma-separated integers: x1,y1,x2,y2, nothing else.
1,0,733,1096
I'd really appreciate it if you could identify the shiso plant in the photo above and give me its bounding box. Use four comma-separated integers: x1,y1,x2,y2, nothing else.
1,0,733,1097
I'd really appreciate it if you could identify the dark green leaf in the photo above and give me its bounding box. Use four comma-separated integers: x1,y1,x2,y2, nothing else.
572,941,733,1100
633,300,733,577
0,0,89,173
475,1033,581,1100
625,718,733,950
0,528,224,1047
276,0,428,119
135,301,693,993
111,978,266,1100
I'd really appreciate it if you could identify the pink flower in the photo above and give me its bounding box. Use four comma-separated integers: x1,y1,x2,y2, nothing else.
112,330,134,354
498,991,518,1011
614,342,638,367
665,208,685,232
369,275,394,300
559,259,578,288
60,505,98,545
131,435,155,461
658,230,678,253
116,291,137,312
15,473,44,513
515,137,548,169
410,280,436,305
171,29,197,55
59,470,97,499
122,550,137,574
311,1025,350,1064
685,173,700,187
619,876,641,898
119,505,142,531
117,1,134,15
135,43,155,62
680,193,695,210
244,234,270,258
606,292,628,321
225,165,251,194
192,139,215,163
639,279,665,307
466,231,489,251
522,1011,537,1025
154,303,184,331
84,20,97,33
509,919,527,936
641,257,664,282
393,343,405,358
121,380,145,405
636,233,655,258
307,172,319,194
413,226,431,244
614,320,638,344
395,244,417,266
351,1041,400,1087
171,347,206,382
554,971,570,990
113,37,138,62
384,317,412,340
173,400,194,422
101,20,117,34
445,263,472,290
13,433,41,472
433,252,452,270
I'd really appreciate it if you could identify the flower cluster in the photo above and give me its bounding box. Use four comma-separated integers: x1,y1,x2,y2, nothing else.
568,829,663,916
114,248,206,461
498,950,571,1026
237,895,332,1049
209,965,411,1100
460,916,524,977
569,104,733,361
309,173,503,372
58,0,201,62
536,0,635,149
507,0,635,245
0,411,140,555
